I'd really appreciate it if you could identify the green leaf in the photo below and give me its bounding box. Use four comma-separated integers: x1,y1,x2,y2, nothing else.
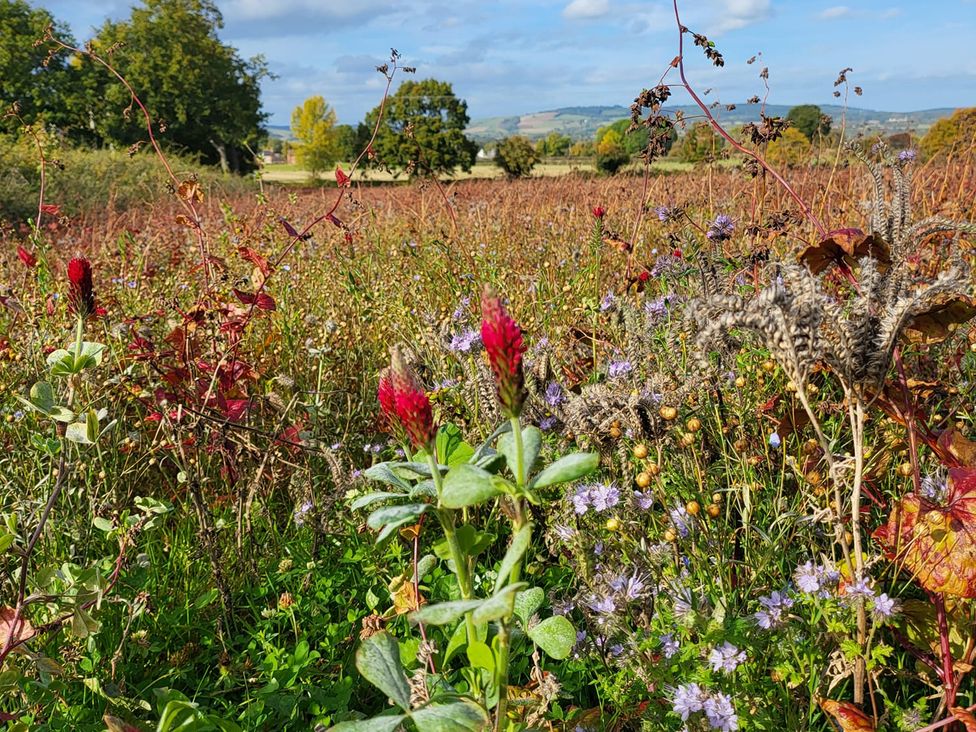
364,462,412,491
65,422,94,445
497,426,541,484
355,632,411,710
530,452,599,490
514,587,545,627
86,409,99,444
443,620,469,665
350,492,406,511
527,615,576,660
194,588,219,608
328,715,406,732
471,582,527,625
70,608,100,638
29,381,55,412
92,516,114,533
466,641,495,673
436,423,474,466
410,599,482,626
493,523,533,594
409,701,488,731
441,464,504,509
46,349,74,376
47,406,75,423
0,533,14,554
366,504,427,532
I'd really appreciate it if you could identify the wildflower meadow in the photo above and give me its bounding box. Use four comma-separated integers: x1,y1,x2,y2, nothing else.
3,1,976,731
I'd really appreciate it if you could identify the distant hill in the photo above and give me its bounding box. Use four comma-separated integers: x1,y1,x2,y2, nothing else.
465,104,958,143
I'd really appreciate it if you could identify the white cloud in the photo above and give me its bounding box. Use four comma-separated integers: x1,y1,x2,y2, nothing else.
563,0,611,20
705,0,772,34
819,6,851,19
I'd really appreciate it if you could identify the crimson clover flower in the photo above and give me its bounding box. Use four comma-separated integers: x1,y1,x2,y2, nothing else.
480,289,527,418
378,349,437,451
67,257,97,318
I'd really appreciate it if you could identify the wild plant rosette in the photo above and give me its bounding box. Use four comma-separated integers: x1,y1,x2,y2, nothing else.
336,293,600,730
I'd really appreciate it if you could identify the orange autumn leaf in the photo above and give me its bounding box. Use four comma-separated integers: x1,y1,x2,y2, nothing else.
176,179,203,203
952,707,976,731
874,467,976,597
799,228,890,274
817,699,875,731
0,606,35,651
939,428,976,467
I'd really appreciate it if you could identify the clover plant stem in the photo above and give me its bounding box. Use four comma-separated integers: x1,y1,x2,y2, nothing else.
429,452,477,646
496,415,530,730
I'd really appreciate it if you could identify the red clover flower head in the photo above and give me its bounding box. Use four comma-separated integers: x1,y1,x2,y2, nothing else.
386,348,436,450
67,257,96,318
480,289,527,418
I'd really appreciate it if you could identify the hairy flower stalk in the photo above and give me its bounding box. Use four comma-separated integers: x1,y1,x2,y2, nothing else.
481,290,531,731
481,290,527,419
379,349,478,646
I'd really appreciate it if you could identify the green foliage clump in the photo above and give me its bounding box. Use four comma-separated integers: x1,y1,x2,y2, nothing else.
495,136,539,178
535,132,572,157
921,107,976,159
595,129,630,174
678,120,724,162
81,0,267,172
0,137,251,222
786,104,832,141
597,117,676,158
290,96,339,178
0,0,77,136
362,78,478,177
765,126,812,166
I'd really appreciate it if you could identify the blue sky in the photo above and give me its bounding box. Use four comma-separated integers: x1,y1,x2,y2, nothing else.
40,0,976,126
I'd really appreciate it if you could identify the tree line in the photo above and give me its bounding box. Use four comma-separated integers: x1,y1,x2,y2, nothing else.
4,0,970,180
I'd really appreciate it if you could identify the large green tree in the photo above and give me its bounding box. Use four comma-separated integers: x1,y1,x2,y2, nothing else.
81,0,267,172
786,104,831,141
679,121,723,162
495,135,538,178
362,79,476,177
596,118,676,158
290,95,338,177
921,107,976,159
0,0,76,135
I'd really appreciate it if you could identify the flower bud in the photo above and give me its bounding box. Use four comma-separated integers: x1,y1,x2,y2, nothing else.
388,348,436,450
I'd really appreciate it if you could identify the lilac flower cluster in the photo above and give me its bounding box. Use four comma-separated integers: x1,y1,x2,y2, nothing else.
607,359,633,379
600,290,616,312
920,473,948,502
672,684,738,731
544,381,564,407
449,328,481,353
793,560,839,597
572,482,621,514
754,590,794,629
706,214,735,241
669,503,695,537
708,641,746,673
659,632,680,658
898,148,917,162
650,253,684,277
